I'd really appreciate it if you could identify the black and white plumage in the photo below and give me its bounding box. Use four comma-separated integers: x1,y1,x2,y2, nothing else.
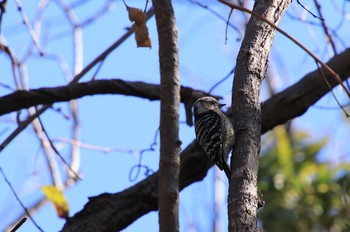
193,96,234,178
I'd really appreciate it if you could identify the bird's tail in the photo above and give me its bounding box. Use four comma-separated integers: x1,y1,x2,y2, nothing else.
223,162,231,179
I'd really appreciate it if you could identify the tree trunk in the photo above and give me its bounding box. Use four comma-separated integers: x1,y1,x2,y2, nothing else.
228,0,292,231
59,49,350,231
153,0,181,231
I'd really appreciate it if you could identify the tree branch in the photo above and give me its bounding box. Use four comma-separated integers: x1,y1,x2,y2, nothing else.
261,47,350,133
153,0,181,230
62,142,209,232
61,48,350,231
1,48,349,127
2,45,350,119
228,0,291,230
0,80,212,117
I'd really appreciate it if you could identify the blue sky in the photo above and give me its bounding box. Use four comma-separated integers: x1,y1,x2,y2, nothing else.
0,0,349,231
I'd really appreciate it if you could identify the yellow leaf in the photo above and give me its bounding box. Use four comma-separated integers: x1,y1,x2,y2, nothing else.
41,185,69,219
274,126,294,176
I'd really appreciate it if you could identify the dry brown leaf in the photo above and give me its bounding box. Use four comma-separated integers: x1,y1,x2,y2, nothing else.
123,1,150,48
127,6,146,26
133,24,151,48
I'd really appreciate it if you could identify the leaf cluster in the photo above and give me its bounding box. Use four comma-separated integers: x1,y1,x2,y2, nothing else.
259,126,350,232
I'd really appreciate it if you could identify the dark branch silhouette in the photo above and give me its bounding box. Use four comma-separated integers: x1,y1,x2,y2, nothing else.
61,48,350,231
0,80,213,117
2,48,350,120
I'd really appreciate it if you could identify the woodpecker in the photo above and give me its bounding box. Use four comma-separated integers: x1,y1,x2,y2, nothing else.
193,96,234,178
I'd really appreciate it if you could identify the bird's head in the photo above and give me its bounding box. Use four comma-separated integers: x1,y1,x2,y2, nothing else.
193,96,225,115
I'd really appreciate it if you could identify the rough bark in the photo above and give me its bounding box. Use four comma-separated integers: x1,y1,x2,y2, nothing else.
1,48,349,118
61,48,350,231
229,0,291,231
61,142,209,232
1,41,349,232
0,80,214,123
152,0,181,231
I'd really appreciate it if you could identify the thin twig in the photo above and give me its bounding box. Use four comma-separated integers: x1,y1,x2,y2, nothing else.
312,0,337,54
0,105,50,152
50,106,71,120
188,0,242,40
286,11,321,26
57,0,84,182
313,102,350,110
0,81,15,90
225,8,234,44
218,0,350,100
70,7,154,84
0,8,155,152
54,137,141,154
129,127,159,182
5,170,81,231
295,0,324,20
36,117,81,180
0,167,44,232
9,217,27,232
80,0,115,27
315,61,349,117
0,0,7,35
91,59,105,80
67,100,81,179
209,67,235,94
30,109,63,187
144,0,149,13
0,40,21,89
15,0,44,56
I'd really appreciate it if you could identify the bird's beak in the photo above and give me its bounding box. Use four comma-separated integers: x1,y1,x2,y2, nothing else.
219,103,226,108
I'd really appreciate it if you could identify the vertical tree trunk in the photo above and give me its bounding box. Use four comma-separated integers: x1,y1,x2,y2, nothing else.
153,0,181,231
228,0,291,231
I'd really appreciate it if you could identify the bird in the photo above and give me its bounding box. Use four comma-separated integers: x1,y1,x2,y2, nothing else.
193,96,235,178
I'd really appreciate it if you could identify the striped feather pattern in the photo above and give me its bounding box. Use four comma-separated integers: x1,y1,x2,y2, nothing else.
194,111,224,168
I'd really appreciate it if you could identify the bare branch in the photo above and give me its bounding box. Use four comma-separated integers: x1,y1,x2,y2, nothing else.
187,0,242,41
0,106,49,152
54,137,141,154
0,40,20,89
5,175,80,231
218,0,350,99
0,8,155,153
30,110,64,188
61,48,350,232
316,62,349,116
0,79,214,116
2,44,350,122
129,127,159,182
62,142,209,232
37,118,82,180
261,47,350,133
295,0,323,20
9,217,27,232
14,0,44,56
313,0,337,54
55,0,84,181
0,167,44,232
